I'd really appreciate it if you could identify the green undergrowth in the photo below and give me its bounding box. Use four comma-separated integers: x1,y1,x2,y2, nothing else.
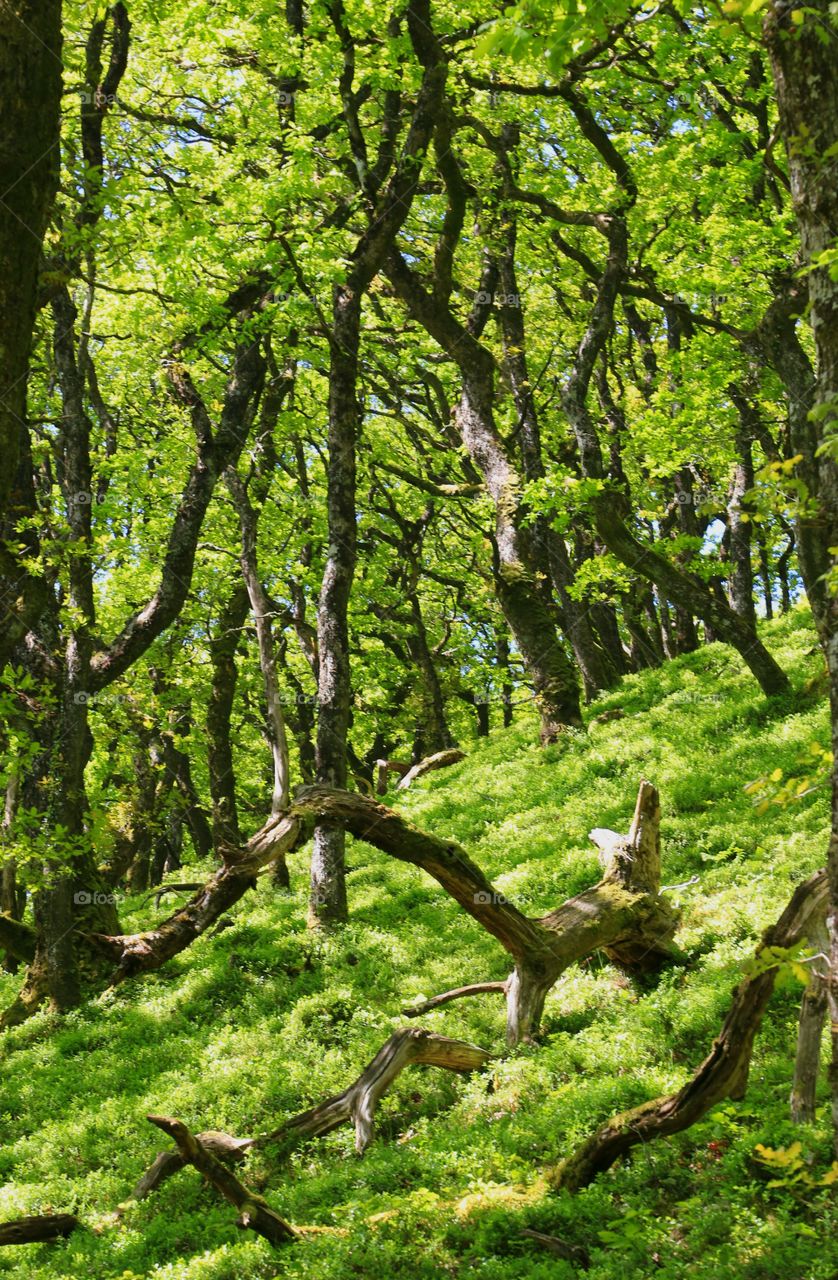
2,605,837,1279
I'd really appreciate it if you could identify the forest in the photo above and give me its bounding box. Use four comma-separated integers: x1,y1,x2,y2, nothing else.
1,0,837,1275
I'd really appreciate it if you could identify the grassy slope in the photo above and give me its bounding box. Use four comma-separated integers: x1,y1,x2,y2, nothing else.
1,604,837,1280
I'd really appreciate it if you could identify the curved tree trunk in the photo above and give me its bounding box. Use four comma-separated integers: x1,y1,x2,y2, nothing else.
387,252,583,741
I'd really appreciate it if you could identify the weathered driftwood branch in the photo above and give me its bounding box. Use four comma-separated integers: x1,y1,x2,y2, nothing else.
552,869,829,1191
0,1214,80,1246
130,1130,254,1201
403,981,508,1017
395,748,466,791
259,1027,492,1153
132,1028,492,1202
146,1116,297,1246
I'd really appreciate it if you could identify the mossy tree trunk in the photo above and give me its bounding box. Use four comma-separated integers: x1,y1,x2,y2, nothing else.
765,0,838,1155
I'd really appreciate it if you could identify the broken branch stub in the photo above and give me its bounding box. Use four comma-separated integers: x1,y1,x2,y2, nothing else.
395,748,466,791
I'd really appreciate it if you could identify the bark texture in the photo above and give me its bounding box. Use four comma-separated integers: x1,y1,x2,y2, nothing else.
146,1116,297,1246
765,0,838,1156
554,869,828,1189
292,779,679,1044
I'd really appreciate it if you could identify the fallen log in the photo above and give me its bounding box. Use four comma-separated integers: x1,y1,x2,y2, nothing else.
260,1027,492,1153
87,779,676,1046
521,1227,590,1268
0,1214,80,1246
552,868,828,1190
130,1131,254,1201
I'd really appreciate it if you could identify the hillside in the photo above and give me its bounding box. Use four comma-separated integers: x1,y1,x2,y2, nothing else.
1,606,836,1280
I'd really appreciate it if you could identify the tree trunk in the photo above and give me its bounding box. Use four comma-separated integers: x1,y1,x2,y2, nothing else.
386,252,584,742
726,391,757,627
311,284,360,927
496,631,514,727
206,584,250,848
597,501,789,696
621,587,662,670
496,210,617,698
457,378,584,741
790,982,828,1123
1,771,21,972
160,735,213,860
310,0,448,922
0,0,61,519
406,590,456,754
227,470,292,818
765,0,838,1155
756,529,774,620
